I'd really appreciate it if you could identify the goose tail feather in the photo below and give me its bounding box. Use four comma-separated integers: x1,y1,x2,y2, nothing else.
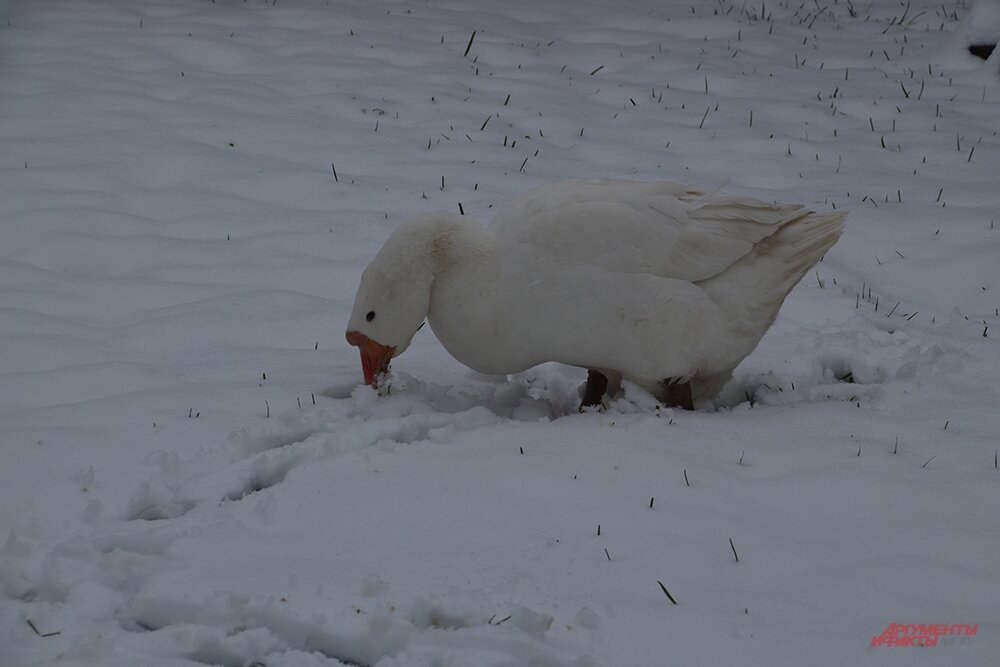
700,210,846,329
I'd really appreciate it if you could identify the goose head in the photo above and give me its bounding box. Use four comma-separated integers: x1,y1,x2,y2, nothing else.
345,216,439,386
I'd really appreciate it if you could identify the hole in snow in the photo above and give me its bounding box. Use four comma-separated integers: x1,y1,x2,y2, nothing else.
223,468,288,502
130,501,197,521
815,353,886,386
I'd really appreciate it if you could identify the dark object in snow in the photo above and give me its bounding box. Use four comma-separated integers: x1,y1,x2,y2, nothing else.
967,43,996,60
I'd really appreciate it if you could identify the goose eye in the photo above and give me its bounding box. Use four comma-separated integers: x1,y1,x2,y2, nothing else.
366,311,376,322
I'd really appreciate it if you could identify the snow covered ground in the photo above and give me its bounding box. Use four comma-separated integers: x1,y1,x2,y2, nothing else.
1,0,998,664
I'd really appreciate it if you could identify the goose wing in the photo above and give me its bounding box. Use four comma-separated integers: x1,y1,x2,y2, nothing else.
489,179,807,282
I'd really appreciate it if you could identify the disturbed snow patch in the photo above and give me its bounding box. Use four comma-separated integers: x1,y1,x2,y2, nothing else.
715,315,968,409
1,391,587,667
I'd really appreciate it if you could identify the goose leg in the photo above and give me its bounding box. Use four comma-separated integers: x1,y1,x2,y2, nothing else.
659,378,694,411
580,369,609,411
603,370,623,398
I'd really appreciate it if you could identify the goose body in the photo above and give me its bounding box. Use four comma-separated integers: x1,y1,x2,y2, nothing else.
346,180,845,408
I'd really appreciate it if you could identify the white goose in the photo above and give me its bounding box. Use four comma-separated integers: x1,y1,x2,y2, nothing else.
346,180,845,410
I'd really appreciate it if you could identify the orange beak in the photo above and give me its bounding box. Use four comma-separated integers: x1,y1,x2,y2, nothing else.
345,330,395,387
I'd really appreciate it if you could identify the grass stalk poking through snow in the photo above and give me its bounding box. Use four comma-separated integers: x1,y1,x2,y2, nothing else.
657,581,678,605
26,619,60,638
